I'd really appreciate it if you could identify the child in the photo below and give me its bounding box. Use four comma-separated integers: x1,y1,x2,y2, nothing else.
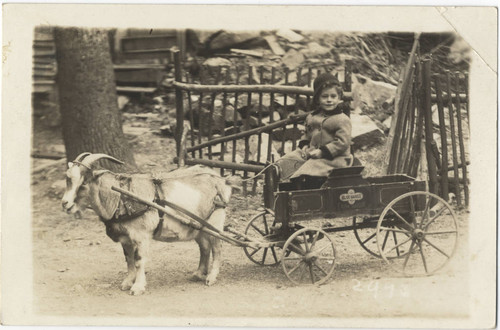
275,72,353,181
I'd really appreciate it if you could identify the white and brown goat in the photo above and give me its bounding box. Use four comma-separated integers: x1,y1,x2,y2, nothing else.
61,152,232,295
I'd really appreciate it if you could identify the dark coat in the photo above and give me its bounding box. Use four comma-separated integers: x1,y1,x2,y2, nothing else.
277,108,352,179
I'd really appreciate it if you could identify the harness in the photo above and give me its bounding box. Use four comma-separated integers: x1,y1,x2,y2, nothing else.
110,176,227,238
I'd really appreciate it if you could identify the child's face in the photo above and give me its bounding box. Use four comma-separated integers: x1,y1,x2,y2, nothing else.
319,87,341,112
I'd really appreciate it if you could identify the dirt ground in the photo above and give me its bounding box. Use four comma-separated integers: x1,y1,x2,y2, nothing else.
31,124,471,326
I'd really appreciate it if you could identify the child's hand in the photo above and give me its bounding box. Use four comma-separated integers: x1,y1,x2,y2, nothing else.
307,149,323,159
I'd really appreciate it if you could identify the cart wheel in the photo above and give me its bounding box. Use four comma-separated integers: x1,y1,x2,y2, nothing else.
243,210,281,266
353,216,382,258
376,191,459,276
281,227,336,285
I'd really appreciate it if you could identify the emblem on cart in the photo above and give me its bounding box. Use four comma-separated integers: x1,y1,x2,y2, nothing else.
340,189,364,205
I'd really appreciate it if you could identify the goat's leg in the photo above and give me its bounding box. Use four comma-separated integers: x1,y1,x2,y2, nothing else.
205,237,222,286
129,239,150,296
191,235,211,281
205,208,226,286
120,241,137,291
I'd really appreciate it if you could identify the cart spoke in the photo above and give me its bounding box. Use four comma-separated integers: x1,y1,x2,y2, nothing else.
310,231,320,250
362,232,377,244
310,243,332,256
425,230,457,235
409,195,416,224
421,197,431,229
403,240,416,272
288,242,306,255
261,248,268,264
381,230,390,250
284,256,305,261
422,206,447,230
302,232,310,252
249,247,261,257
422,237,450,258
392,229,401,257
388,208,414,229
288,260,305,276
262,215,270,234
418,241,429,273
251,223,266,236
380,226,411,235
317,256,336,261
312,260,328,276
309,264,315,284
382,236,412,255
271,247,279,263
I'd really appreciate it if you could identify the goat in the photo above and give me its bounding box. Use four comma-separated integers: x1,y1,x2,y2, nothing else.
61,152,232,295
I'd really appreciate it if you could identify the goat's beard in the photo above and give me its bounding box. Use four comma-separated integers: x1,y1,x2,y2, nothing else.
69,187,91,219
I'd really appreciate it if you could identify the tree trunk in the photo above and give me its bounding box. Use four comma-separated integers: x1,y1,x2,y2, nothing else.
54,27,136,172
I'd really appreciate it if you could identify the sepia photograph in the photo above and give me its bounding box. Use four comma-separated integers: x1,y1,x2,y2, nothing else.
2,4,497,329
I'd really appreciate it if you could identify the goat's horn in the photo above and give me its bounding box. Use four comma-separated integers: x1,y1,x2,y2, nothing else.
80,153,125,168
74,152,92,162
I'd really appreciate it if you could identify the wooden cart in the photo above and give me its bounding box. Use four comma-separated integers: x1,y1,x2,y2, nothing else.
113,165,459,285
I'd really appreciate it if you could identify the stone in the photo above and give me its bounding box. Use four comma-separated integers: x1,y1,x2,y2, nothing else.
350,113,386,151
203,57,232,67
249,134,279,164
302,42,331,56
276,29,304,42
282,49,305,70
117,95,130,110
383,116,393,130
351,74,397,111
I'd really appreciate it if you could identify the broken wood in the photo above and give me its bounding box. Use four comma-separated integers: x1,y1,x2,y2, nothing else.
434,75,449,200
186,114,307,154
422,59,439,195
445,71,462,207
454,73,469,206
173,81,323,97
230,48,263,58
264,35,285,55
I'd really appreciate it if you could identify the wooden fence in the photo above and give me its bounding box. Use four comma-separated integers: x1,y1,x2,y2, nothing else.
384,35,470,207
173,50,352,195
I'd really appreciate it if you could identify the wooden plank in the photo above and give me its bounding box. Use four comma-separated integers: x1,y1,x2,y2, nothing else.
230,49,264,58
454,73,469,206
187,113,307,153
116,86,157,93
174,50,184,161
422,59,439,195
434,75,449,200
114,64,166,70
172,81,316,96
182,158,265,173
445,71,462,207
384,33,420,174
264,35,285,55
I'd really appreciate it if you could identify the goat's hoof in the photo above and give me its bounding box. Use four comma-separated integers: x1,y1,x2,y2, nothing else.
120,281,133,291
189,272,205,282
205,274,218,286
129,285,145,296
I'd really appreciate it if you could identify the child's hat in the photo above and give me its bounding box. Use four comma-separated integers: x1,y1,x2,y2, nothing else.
313,72,341,92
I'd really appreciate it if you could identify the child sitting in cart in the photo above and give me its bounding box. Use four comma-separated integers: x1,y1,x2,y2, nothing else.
275,72,353,183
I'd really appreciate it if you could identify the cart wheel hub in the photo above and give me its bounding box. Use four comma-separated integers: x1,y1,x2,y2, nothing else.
413,229,425,240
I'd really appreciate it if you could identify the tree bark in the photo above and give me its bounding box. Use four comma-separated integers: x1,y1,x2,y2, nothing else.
54,27,136,172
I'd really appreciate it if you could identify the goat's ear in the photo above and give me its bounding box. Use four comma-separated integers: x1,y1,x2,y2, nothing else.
68,162,74,168
89,173,120,220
